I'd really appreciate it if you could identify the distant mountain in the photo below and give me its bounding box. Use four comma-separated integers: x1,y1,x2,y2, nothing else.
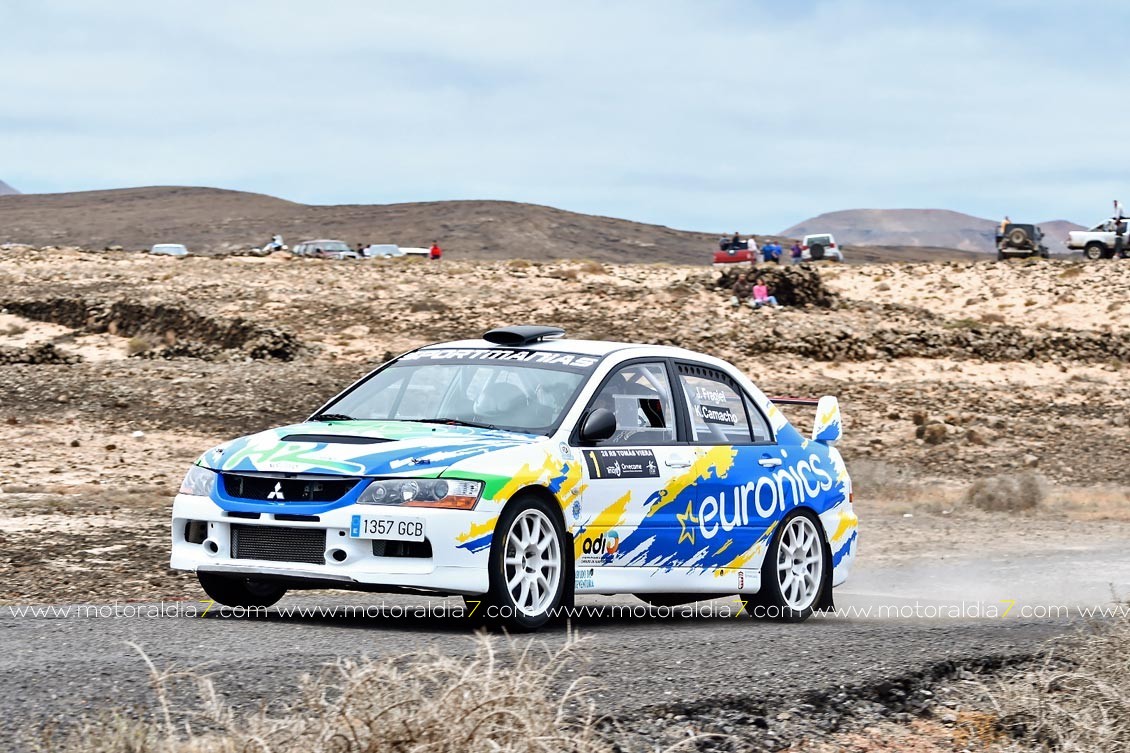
781,209,1084,254
0,185,721,262
0,180,19,196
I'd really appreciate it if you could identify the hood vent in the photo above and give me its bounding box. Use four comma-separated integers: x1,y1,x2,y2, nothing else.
281,433,390,445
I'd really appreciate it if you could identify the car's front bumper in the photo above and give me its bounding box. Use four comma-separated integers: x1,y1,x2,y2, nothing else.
170,494,496,595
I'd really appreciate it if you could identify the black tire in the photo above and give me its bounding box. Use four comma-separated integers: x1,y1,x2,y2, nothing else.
997,250,1006,262
634,593,708,608
809,243,826,261
1007,228,1029,246
474,494,569,631
197,572,287,608
747,511,829,622
1084,244,1104,261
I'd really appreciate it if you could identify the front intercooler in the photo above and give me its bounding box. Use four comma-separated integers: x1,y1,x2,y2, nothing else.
230,524,327,565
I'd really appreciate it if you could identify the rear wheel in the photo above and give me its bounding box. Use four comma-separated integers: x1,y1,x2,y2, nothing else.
475,496,567,631
197,572,287,609
809,243,826,261
1084,243,1104,261
750,512,827,622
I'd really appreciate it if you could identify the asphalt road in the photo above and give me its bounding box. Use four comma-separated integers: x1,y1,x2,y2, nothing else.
5,544,1128,749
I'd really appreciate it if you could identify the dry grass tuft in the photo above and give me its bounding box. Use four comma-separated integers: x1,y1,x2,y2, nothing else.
848,460,921,501
126,336,152,355
37,635,699,753
0,322,29,337
577,259,606,275
964,472,1047,512
978,611,1130,751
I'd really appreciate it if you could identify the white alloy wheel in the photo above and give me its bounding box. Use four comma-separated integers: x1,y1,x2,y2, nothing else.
503,508,562,617
775,515,824,611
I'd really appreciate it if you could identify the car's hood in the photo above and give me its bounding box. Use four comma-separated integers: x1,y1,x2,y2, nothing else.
198,420,543,477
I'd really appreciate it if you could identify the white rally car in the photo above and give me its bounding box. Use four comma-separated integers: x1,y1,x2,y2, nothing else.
172,326,858,629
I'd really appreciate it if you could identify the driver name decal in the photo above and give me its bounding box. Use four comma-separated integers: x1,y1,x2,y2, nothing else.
696,403,738,425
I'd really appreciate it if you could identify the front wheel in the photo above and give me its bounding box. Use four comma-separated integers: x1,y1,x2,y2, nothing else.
750,512,828,622
477,496,567,631
197,572,287,608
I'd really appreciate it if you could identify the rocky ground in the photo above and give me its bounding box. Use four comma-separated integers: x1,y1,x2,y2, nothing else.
1,247,1128,750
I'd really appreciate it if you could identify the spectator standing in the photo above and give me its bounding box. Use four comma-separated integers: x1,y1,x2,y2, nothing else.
790,242,803,265
761,240,781,264
730,273,755,308
429,240,443,261
996,216,1010,246
753,278,780,308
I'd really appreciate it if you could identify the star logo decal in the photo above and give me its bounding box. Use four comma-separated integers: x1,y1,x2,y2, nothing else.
676,500,698,545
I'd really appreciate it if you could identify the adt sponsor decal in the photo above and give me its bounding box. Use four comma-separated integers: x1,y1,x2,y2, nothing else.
579,530,620,564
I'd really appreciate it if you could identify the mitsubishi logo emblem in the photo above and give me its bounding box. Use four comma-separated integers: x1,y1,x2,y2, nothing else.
266,482,285,501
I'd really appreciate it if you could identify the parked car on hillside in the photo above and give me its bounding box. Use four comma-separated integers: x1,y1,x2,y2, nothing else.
996,223,1049,261
801,234,844,262
401,246,432,258
713,237,758,266
171,325,857,630
150,243,189,257
361,244,405,259
293,240,358,260
1066,219,1129,260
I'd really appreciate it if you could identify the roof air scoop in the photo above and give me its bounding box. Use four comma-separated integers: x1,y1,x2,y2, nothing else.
482,326,566,347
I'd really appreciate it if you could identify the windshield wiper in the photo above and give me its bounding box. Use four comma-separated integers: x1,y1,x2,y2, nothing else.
411,417,498,430
311,413,356,422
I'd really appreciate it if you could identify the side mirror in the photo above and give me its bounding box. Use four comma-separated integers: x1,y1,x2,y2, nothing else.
811,395,842,445
579,408,616,443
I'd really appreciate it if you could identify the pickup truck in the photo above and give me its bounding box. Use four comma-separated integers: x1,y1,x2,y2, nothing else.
1066,219,1128,260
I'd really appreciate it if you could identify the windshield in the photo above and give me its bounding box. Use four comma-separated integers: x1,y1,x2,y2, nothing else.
322,349,600,435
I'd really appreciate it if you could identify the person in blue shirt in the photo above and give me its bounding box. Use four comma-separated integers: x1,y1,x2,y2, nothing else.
761,241,782,264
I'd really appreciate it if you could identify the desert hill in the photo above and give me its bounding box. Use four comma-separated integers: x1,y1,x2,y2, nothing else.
781,208,1084,254
0,186,720,263
0,186,975,264
0,179,19,196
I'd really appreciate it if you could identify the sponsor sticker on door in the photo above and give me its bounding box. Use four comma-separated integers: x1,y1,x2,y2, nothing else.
584,449,659,479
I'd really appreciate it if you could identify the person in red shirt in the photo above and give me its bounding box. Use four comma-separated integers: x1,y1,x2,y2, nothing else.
429,240,443,260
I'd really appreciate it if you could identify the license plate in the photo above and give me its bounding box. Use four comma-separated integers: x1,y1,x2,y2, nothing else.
349,515,425,542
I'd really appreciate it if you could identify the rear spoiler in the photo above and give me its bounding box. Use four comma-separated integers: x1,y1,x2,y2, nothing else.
768,397,820,406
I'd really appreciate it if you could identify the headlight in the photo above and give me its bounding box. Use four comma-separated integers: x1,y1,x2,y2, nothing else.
179,465,217,496
357,478,483,510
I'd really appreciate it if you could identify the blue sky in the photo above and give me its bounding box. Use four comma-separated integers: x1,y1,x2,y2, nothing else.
1,0,1126,231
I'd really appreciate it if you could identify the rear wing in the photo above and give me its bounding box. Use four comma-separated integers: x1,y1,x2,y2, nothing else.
768,397,820,407
769,396,842,444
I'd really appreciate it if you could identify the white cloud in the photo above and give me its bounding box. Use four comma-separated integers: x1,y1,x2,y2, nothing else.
1,0,1127,231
